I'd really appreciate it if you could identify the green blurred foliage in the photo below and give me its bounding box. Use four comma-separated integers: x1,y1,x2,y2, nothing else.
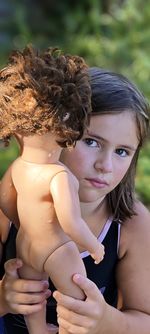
0,139,19,179
0,0,150,205
136,141,150,206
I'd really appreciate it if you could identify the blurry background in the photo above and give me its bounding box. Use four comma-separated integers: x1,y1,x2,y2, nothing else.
0,0,150,205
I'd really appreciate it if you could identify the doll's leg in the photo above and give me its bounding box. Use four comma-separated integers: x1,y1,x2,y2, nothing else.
18,261,49,334
44,240,87,334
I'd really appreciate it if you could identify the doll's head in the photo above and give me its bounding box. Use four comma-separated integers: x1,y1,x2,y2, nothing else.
0,46,91,147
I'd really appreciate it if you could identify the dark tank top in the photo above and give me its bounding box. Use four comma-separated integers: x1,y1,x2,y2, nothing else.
2,219,120,333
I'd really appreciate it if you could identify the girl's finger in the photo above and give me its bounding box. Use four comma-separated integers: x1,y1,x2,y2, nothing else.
57,304,90,327
10,300,47,315
53,291,90,316
4,258,23,278
58,317,85,334
8,279,50,293
72,274,101,300
6,290,51,305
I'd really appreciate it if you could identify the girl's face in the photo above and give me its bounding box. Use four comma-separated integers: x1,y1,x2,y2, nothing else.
60,112,139,203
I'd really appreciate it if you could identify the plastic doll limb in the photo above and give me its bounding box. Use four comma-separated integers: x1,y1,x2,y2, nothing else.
17,240,86,334
44,240,87,334
44,240,86,299
51,171,104,264
17,261,50,334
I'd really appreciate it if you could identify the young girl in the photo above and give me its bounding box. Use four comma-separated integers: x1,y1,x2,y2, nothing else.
0,47,104,334
1,67,150,334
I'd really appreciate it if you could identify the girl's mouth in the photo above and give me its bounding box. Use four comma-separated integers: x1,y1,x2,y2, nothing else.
85,178,109,188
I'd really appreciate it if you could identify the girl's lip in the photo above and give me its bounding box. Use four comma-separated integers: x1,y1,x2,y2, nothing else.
85,178,109,188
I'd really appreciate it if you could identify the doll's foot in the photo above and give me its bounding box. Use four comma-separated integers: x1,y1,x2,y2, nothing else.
47,323,59,333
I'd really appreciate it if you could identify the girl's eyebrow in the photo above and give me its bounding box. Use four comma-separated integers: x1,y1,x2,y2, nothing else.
117,145,137,152
86,132,137,151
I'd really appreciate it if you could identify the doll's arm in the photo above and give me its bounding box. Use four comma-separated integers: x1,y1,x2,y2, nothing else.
0,166,19,227
50,170,104,261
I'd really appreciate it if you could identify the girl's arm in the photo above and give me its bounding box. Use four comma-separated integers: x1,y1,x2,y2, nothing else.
0,166,19,228
50,170,104,264
0,209,10,262
53,202,150,334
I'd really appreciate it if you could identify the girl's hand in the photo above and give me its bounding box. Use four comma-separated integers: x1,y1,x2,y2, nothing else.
0,258,51,315
53,274,107,334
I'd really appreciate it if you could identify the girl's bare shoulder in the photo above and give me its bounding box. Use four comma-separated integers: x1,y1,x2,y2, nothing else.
118,200,150,259
117,202,150,313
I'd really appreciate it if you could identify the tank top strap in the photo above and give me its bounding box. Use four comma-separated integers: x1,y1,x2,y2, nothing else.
81,217,121,259
98,217,113,243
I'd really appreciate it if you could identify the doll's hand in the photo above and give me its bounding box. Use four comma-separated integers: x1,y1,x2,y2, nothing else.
0,258,51,315
91,243,105,264
53,274,107,334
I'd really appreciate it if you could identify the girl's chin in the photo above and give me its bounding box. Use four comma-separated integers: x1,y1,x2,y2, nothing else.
79,192,106,203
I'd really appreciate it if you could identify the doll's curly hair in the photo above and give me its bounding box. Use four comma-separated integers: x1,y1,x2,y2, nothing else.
0,45,91,147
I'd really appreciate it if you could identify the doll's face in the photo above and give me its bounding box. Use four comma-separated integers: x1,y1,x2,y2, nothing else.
60,112,139,203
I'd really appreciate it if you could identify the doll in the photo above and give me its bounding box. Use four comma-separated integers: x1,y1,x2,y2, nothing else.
0,46,104,334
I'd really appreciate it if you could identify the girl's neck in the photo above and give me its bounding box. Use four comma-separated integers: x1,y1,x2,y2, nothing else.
80,196,106,217
80,197,110,237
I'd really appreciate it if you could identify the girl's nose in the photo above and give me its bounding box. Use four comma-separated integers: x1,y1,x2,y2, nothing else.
94,153,113,174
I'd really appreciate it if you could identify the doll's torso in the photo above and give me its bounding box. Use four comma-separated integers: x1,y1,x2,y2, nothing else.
11,157,78,272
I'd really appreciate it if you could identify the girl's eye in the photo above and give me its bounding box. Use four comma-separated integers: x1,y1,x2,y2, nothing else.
116,148,129,157
83,138,99,147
